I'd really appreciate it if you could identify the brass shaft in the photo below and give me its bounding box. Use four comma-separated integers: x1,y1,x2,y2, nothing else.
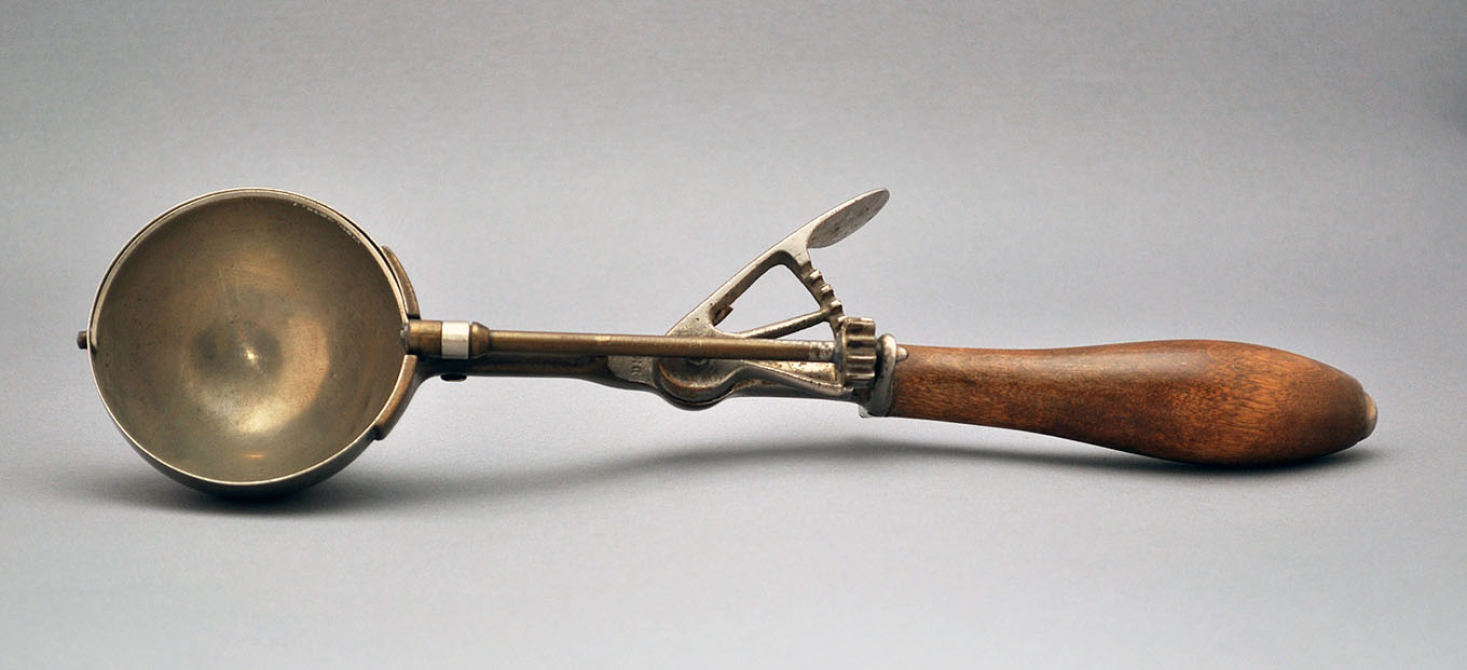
407,320,835,362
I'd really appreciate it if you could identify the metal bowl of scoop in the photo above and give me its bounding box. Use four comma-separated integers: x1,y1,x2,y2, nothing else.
84,189,418,496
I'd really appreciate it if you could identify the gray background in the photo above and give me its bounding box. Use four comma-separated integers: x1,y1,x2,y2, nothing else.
3,1,1463,667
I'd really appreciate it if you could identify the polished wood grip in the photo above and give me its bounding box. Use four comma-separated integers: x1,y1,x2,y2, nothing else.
888,341,1376,465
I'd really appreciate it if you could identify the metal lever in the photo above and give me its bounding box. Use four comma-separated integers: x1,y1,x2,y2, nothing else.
412,190,895,411
612,189,888,408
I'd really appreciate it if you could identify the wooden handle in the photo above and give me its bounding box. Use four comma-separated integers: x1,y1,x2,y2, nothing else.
887,340,1376,465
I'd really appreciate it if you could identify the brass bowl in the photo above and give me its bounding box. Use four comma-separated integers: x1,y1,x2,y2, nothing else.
85,189,416,496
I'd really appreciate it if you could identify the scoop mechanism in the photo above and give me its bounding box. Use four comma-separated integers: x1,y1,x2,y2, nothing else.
80,188,1376,496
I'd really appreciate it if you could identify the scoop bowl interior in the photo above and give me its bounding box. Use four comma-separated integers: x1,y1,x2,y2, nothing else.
87,190,410,494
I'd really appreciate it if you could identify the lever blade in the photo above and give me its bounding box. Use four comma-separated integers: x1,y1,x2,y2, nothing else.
667,188,888,338
605,190,889,405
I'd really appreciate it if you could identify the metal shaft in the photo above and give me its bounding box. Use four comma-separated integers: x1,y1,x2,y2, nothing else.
407,320,836,361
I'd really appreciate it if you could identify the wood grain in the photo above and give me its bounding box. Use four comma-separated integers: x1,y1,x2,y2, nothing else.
888,340,1376,465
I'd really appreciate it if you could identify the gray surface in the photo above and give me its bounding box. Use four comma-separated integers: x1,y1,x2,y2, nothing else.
3,1,1464,667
